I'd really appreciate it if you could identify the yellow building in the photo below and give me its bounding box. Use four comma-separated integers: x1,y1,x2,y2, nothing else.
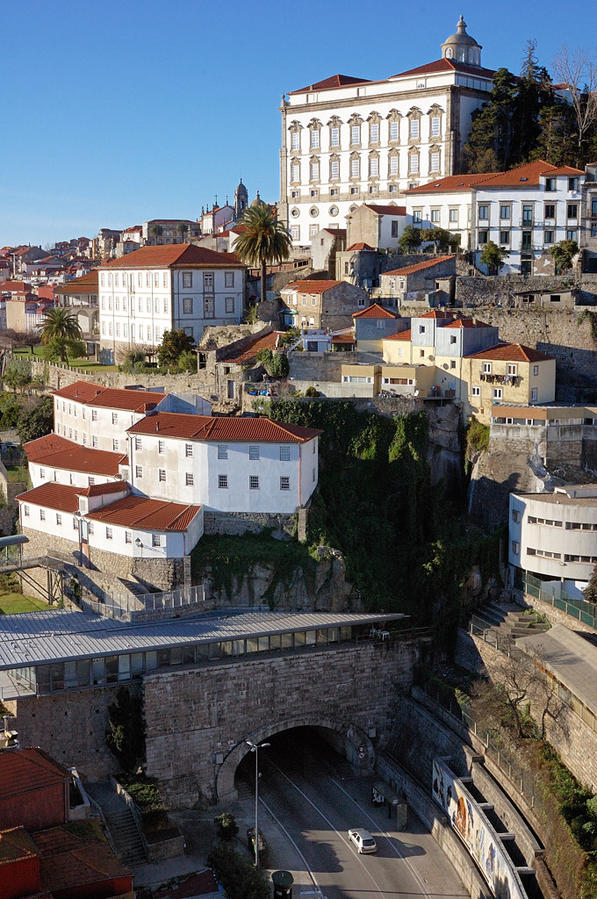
340,363,381,396
464,344,556,423
380,364,436,397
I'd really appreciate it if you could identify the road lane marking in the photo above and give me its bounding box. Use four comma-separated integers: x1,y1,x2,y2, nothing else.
259,795,323,894
328,776,430,898
268,760,393,899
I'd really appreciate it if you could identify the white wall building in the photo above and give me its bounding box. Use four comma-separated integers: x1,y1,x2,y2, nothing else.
509,486,597,599
127,412,321,513
406,160,585,274
25,433,126,488
279,17,494,246
18,482,203,562
98,244,245,357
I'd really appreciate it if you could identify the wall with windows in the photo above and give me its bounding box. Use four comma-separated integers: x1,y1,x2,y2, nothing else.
463,357,556,424
53,395,151,453
98,264,244,350
281,64,491,246
509,488,597,584
19,501,202,561
28,461,116,490
405,190,472,248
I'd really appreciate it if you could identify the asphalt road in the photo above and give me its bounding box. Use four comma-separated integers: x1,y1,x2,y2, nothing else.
248,738,469,899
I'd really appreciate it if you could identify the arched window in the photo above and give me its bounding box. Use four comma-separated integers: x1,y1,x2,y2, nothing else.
308,118,322,150
388,149,399,178
368,151,380,179
386,109,401,143
328,115,342,149
348,114,363,147
289,121,302,152
367,112,381,146
429,145,441,174
408,148,420,176
290,157,301,184
407,108,422,142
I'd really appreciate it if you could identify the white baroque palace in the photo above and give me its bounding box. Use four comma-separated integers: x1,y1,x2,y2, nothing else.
279,17,494,246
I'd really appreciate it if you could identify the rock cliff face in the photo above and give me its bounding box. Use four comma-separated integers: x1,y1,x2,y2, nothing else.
200,553,359,612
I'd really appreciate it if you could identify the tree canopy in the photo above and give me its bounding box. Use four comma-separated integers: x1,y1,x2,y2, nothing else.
234,205,292,304
38,308,85,364
157,329,195,369
479,241,508,275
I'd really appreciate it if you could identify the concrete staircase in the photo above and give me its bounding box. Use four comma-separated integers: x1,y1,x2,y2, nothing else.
470,599,550,647
86,780,146,866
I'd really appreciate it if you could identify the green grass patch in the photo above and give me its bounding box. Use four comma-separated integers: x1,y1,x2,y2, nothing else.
0,593,49,614
13,346,117,372
5,465,30,485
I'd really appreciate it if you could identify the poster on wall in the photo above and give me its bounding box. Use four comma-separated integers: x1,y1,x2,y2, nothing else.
432,758,526,899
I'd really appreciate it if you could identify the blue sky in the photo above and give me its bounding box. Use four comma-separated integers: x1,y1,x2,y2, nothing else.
1,0,595,248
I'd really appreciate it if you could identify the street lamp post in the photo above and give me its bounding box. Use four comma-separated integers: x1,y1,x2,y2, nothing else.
245,739,270,867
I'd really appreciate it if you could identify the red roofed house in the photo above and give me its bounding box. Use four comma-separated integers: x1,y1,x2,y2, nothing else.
279,279,367,330
98,244,246,359
346,204,408,251
351,303,408,353
380,255,456,307
0,747,70,831
405,160,585,275
280,17,493,245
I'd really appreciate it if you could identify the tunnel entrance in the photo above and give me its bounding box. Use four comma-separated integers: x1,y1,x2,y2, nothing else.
216,717,374,803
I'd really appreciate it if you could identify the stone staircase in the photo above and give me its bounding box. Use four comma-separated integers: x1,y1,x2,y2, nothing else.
86,780,146,866
470,599,550,648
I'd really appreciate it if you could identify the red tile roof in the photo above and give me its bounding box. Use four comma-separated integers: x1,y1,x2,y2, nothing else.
17,482,82,514
54,271,98,295
364,204,407,216
321,228,346,237
1,280,33,293
35,825,132,891
406,174,495,194
384,328,411,341
0,749,69,802
352,303,398,319
100,243,243,269
391,57,495,79
466,343,554,363
289,73,371,95
79,481,130,498
416,309,456,319
346,242,375,251
24,434,126,475
444,317,491,329
224,331,284,364
331,333,356,344
384,255,455,277
86,495,200,532
0,826,39,865
282,279,342,294
128,412,321,443
408,160,585,195
53,381,165,412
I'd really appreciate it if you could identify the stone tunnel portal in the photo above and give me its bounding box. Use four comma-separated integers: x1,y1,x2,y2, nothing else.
216,717,375,803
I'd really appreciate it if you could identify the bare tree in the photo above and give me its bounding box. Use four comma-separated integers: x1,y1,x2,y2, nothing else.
554,46,597,163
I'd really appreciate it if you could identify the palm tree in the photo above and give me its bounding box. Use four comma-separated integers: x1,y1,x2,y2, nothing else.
233,205,292,305
38,308,84,364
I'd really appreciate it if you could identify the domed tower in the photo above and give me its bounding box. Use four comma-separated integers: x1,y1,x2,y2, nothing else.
441,16,482,67
234,178,248,218
250,191,266,208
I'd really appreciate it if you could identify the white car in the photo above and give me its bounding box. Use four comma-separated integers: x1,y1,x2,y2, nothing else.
347,828,377,854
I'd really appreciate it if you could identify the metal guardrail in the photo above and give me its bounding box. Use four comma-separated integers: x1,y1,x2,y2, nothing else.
522,573,597,630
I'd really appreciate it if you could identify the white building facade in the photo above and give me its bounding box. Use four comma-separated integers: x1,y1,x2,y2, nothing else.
279,18,493,246
509,486,597,598
406,160,585,274
98,244,245,357
127,412,320,513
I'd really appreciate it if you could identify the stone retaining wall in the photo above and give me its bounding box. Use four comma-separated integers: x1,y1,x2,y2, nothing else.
21,528,185,593
202,510,296,537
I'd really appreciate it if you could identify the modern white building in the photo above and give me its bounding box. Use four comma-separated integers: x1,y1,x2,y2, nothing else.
127,412,321,513
405,160,585,274
279,17,494,245
509,486,597,599
98,244,246,357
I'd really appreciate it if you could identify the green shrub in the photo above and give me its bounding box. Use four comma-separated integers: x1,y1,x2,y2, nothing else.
214,812,238,841
207,844,270,899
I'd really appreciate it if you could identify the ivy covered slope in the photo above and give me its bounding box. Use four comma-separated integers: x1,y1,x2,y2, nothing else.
194,401,501,635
